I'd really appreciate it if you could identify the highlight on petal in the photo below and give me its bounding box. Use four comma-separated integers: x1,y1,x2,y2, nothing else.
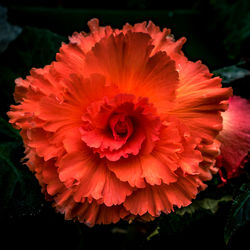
8,18,233,226
84,31,179,114
217,96,250,180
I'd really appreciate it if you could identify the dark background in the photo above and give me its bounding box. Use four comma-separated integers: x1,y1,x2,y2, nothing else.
0,1,249,249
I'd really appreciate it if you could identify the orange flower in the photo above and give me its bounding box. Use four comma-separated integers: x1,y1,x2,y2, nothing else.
216,96,250,182
8,19,232,226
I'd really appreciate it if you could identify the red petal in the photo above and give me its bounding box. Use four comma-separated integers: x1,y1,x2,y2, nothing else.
58,150,132,206
24,128,64,161
100,170,133,206
108,153,177,187
41,160,64,196
61,199,129,227
124,175,198,216
84,31,178,114
153,118,202,175
96,128,145,161
140,154,178,185
107,156,146,188
166,40,233,143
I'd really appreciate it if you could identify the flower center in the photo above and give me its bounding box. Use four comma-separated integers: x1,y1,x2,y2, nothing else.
109,113,133,141
115,121,128,135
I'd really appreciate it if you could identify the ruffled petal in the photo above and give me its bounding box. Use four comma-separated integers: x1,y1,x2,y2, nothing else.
100,170,133,206
124,175,198,216
165,40,232,143
107,156,146,188
58,149,132,206
153,117,203,175
41,160,65,196
24,128,64,161
69,18,113,55
38,74,116,132
81,93,160,161
132,22,232,143
140,154,178,185
84,31,178,114
109,153,178,187
95,128,145,161
58,198,129,227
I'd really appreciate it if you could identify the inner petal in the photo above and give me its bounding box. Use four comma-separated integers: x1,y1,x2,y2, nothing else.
80,93,160,161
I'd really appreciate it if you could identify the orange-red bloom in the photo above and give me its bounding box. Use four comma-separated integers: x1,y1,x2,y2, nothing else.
216,96,250,182
8,19,232,226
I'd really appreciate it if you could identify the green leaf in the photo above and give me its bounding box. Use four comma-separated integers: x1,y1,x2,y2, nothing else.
0,117,44,219
0,117,21,141
0,26,67,219
213,65,250,84
210,0,250,59
177,195,233,216
0,140,44,219
224,183,250,245
0,141,22,211
0,117,22,212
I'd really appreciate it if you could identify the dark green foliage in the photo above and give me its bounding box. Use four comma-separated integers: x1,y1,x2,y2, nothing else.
0,26,66,119
0,27,66,221
210,0,250,60
6,6,228,69
224,183,250,245
0,118,21,211
0,116,45,220
213,64,250,84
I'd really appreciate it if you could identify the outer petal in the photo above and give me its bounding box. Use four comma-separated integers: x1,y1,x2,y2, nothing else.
24,128,64,161
124,175,199,216
165,40,232,143
121,20,171,56
152,118,203,176
69,18,113,55
41,160,65,196
99,169,133,206
58,148,132,206
52,17,114,81
196,139,221,190
57,197,129,227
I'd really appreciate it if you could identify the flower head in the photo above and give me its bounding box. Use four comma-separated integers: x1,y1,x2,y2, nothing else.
8,19,232,226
